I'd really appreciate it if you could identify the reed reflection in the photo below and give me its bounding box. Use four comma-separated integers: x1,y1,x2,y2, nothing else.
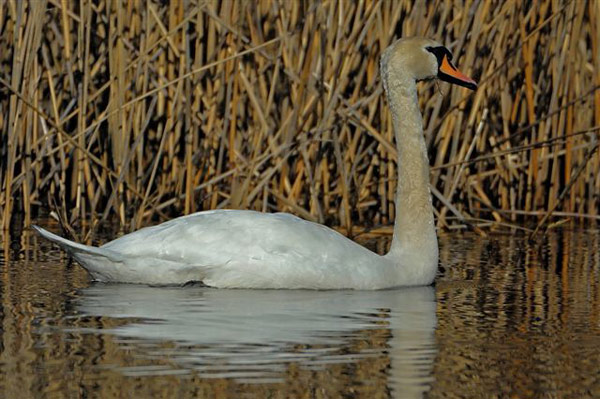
2,228,600,398
432,229,600,398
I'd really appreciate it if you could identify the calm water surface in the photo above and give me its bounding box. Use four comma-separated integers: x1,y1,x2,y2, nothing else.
0,224,599,398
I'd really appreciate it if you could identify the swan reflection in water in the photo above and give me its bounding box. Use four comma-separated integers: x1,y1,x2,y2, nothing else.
72,285,437,397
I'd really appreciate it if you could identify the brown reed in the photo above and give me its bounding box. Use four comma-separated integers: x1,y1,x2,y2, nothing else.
0,0,599,238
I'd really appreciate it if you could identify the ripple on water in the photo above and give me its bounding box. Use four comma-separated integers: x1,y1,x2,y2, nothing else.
0,227,599,398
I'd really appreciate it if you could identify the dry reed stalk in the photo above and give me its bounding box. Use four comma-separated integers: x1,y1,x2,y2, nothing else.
0,0,599,238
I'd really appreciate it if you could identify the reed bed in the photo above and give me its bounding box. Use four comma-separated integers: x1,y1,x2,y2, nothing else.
0,0,599,238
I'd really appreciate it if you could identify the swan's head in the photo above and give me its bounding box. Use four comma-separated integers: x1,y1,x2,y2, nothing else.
381,37,477,90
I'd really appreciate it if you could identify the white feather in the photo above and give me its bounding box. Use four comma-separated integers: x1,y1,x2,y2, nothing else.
35,210,396,288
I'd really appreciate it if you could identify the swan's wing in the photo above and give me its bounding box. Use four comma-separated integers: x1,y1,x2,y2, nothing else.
102,210,366,263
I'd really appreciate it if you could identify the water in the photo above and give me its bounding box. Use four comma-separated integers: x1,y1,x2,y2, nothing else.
1,225,599,398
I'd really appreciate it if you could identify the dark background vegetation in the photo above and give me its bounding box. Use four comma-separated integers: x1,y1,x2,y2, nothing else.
1,0,598,237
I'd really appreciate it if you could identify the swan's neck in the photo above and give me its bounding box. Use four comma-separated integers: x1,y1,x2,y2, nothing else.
382,66,438,279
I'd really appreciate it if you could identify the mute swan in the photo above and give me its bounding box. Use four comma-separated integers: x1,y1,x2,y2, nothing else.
34,37,477,289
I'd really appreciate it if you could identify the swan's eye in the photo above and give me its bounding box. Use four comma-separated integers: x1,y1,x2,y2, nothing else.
425,46,453,65
426,45,477,90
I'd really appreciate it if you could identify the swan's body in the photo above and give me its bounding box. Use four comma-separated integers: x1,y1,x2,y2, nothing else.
35,37,477,289
36,210,431,288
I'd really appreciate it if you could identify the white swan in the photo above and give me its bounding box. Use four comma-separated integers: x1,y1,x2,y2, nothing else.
34,37,477,289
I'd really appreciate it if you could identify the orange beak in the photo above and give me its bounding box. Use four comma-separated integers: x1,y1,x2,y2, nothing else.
438,55,478,90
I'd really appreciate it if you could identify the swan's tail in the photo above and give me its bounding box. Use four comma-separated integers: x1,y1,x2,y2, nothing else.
32,225,123,280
